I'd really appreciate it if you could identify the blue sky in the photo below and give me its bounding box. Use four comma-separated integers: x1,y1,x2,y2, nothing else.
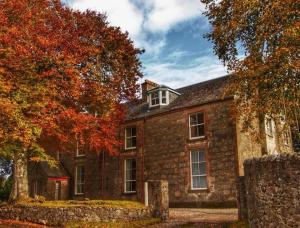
65,0,228,88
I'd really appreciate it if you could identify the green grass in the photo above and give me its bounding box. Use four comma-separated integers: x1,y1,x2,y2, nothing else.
65,218,161,228
15,199,145,209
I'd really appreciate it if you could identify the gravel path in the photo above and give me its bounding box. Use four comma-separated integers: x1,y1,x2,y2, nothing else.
149,208,239,227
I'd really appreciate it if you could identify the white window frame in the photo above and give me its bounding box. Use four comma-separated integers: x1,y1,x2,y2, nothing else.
150,90,160,106
124,159,137,193
148,90,170,107
190,150,207,190
76,139,85,157
189,112,205,139
75,165,85,195
125,127,137,150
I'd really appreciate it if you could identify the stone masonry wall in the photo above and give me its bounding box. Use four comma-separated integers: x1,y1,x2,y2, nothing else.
243,153,300,227
0,205,151,226
116,99,238,207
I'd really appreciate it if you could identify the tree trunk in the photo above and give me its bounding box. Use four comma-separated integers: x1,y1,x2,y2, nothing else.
9,152,29,202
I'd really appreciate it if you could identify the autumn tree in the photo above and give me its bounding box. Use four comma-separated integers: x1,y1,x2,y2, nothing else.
201,0,299,140
0,0,143,201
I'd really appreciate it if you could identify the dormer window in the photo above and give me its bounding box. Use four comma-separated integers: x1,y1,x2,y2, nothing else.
151,91,159,106
161,91,167,104
148,89,170,107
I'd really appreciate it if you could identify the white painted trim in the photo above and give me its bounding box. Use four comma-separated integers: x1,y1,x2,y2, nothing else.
189,113,205,140
75,165,85,195
125,127,137,150
190,150,208,190
124,159,137,194
76,140,86,157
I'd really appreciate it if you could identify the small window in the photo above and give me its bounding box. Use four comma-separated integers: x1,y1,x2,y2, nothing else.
266,119,273,137
76,139,85,157
189,113,205,139
124,159,136,193
75,165,85,194
161,91,167,104
190,150,207,189
125,127,137,149
151,91,159,106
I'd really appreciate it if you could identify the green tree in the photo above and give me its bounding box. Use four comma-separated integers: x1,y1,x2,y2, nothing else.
201,0,299,138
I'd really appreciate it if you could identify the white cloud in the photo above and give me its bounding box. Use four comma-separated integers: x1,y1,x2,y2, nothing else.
143,0,205,33
72,0,144,39
144,56,228,88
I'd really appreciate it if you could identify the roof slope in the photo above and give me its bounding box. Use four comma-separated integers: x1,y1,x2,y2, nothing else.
126,75,231,120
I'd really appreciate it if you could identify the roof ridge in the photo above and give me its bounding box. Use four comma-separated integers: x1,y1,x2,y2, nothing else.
175,75,229,91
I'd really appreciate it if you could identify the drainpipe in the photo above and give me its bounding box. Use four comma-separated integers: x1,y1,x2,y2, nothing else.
141,115,146,203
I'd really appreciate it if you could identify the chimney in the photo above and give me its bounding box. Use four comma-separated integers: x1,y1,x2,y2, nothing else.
141,80,159,102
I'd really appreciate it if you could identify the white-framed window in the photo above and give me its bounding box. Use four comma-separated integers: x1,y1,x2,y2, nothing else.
148,90,170,107
151,90,160,106
124,159,136,193
125,127,137,149
266,118,274,137
190,150,207,190
161,90,167,104
189,112,205,139
75,165,85,194
76,139,85,157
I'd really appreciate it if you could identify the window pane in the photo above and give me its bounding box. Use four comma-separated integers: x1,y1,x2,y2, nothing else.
162,97,167,104
126,181,131,192
131,181,136,192
192,163,199,175
192,176,200,189
125,159,136,192
197,113,204,124
132,137,137,147
131,127,136,136
126,128,132,137
199,151,205,162
199,176,207,188
126,138,132,148
190,114,198,125
190,126,198,138
199,163,206,175
197,125,205,137
191,151,198,162
126,160,132,170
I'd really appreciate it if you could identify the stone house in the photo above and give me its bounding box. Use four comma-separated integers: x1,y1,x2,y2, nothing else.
28,76,293,206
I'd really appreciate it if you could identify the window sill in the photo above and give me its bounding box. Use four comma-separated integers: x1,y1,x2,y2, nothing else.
76,154,86,158
74,193,85,196
188,188,209,193
188,136,206,141
123,191,137,195
125,147,137,151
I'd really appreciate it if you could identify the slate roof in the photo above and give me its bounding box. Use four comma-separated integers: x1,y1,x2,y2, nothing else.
126,75,232,121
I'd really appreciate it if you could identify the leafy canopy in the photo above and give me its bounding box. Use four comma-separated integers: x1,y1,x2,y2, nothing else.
0,0,143,160
201,0,299,134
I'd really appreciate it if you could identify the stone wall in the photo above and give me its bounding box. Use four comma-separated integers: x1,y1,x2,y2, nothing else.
0,205,151,226
243,153,300,227
147,180,169,220
108,99,238,207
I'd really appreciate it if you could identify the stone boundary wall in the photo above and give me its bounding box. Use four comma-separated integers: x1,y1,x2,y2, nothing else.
147,180,169,220
0,205,151,226
243,153,300,227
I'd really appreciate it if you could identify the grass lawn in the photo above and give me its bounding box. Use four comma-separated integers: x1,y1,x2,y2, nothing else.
12,199,145,209
65,218,161,228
